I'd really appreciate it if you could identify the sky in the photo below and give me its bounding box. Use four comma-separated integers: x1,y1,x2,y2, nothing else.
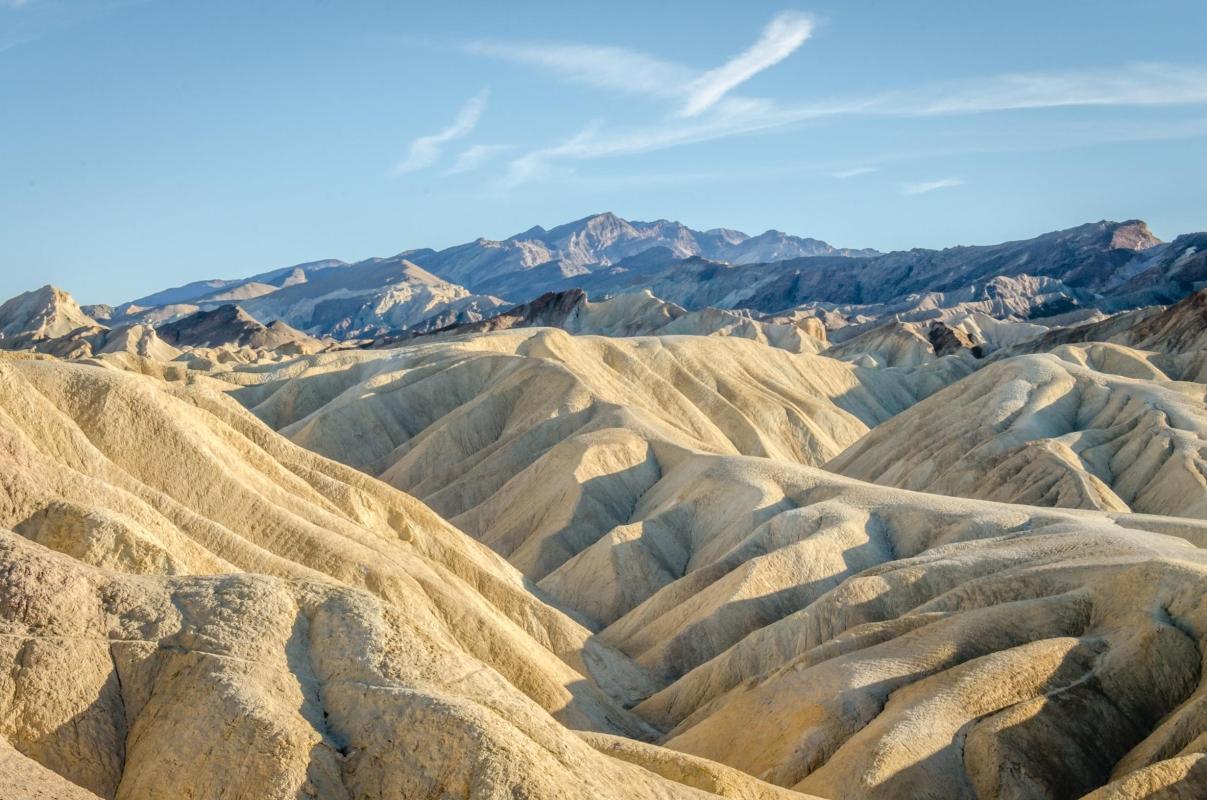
2,0,1206,304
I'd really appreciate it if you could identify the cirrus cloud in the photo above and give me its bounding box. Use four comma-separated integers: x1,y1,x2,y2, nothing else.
392,89,489,175
901,177,965,195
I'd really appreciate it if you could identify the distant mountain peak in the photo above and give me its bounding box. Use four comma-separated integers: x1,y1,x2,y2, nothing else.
581,211,623,225
412,213,873,295
0,284,100,344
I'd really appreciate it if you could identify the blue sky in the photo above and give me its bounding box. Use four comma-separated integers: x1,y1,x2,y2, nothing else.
2,0,1206,304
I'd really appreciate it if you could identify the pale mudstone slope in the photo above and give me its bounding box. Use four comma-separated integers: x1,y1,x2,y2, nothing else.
222,330,968,580
566,452,1207,798
1011,287,1207,382
277,416,1207,798
3,320,1206,797
0,285,99,346
214,330,1207,798
431,289,830,354
0,353,808,799
822,318,982,367
828,352,1207,518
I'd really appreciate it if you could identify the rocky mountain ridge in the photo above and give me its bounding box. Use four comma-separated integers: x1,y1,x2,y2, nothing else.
65,216,1205,347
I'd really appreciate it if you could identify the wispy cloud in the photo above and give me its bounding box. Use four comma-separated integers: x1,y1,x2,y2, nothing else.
681,11,813,116
392,89,488,175
464,41,690,99
469,11,813,119
832,166,878,178
499,59,1207,186
445,143,511,175
468,11,1207,189
902,62,1207,114
472,11,840,188
901,177,964,195
498,97,859,188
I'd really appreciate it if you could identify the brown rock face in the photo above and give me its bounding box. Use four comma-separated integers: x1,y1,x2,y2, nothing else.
925,320,983,357
1109,220,1162,251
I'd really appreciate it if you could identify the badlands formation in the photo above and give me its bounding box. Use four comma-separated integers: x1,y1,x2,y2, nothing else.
1,218,1207,798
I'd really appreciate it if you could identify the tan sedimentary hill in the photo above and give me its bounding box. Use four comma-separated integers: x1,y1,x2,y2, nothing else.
827,352,1207,517
660,306,828,354
221,330,968,578
425,289,829,353
0,285,99,347
0,352,813,799
0,739,108,800
946,309,1050,350
1,529,814,800
565,452,1207,799
1007,289,1207,381
823,318,983,367
235,374,1207,798
1,330,1205,796
27,323,184,363
93,323,182,361
0,286,190,362
208,329,1207,797
156,303,325,354
237,257,509,339
578,732,807,800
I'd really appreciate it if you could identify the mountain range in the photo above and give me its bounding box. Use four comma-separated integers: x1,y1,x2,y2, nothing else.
68,214,1202,350
409,212,879,297
89,213,880,338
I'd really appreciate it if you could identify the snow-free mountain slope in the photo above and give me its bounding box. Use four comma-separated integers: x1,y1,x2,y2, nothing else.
104,258,505,342
500,220,1168,319
120,258,347,309
1106,231,1207,306
415,212,875,296
98,212,879,338
235,256,508,339
157,303,323,354
828,352,1207,517
96,216,1207,347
